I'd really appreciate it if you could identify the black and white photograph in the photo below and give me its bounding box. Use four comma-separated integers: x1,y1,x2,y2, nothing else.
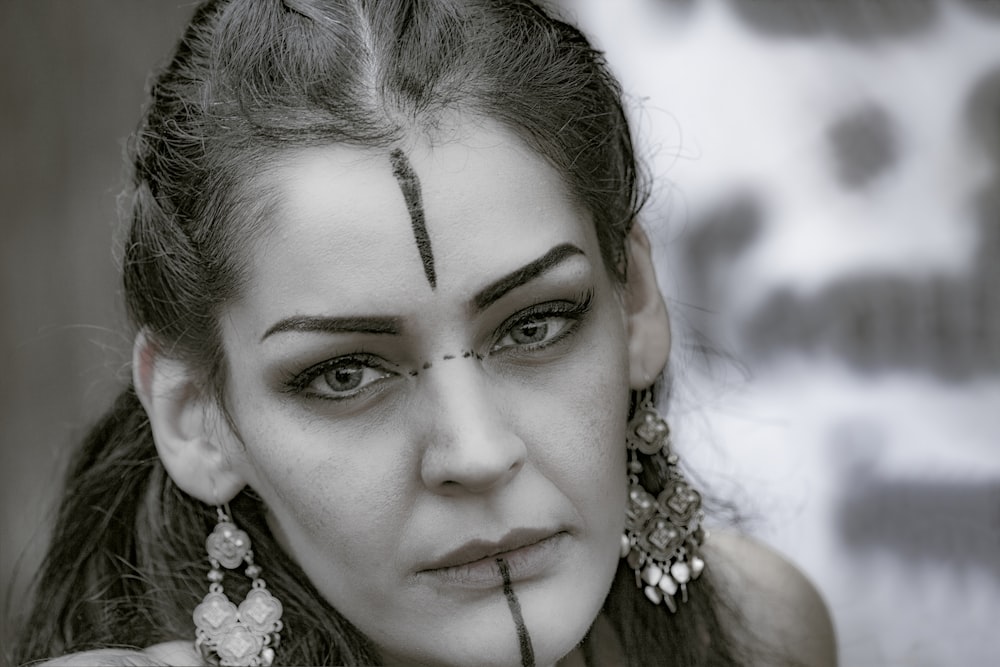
3,1,998,665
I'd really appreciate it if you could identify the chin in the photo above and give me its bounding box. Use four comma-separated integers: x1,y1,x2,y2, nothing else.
378,560,615,667
467,542,619,667
514,535,622,666
518,565,615,666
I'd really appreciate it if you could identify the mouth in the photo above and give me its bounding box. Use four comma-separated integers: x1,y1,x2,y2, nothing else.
416,528,568,587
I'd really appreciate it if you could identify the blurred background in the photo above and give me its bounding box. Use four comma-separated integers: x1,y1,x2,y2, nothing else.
2,1,998,664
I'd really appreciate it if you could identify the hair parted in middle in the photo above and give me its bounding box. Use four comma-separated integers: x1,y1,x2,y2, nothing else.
15,2,742,666
125,0,644,386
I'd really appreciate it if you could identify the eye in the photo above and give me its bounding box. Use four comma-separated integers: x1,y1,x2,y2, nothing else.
492,292,593,353
321,363,367,392
494,315,570,350
286,354,395,401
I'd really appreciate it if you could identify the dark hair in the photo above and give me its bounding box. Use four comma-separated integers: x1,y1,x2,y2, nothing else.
14,1,740,664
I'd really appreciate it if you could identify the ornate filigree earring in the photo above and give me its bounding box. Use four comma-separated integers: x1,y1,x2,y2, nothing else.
621,391,707,612
193,506,284,666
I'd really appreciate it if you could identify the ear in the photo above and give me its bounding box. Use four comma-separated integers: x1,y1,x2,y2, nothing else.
132,330,246,504
623,224,671,389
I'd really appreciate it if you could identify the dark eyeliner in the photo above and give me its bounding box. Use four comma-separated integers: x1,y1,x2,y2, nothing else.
492,288,594,352
282,352,392,399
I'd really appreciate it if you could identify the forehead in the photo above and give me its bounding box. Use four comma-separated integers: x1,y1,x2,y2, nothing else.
243,123,596,314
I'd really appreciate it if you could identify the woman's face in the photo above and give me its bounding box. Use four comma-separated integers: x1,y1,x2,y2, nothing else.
218,122,632,667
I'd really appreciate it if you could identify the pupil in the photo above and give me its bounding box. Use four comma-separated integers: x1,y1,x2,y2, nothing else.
511,320,548,344
326,365,363,391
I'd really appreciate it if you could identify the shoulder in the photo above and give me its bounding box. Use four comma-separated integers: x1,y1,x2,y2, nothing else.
33,641,203,667
704,531,838,667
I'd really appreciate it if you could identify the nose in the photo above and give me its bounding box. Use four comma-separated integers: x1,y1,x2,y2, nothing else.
418,361,527,495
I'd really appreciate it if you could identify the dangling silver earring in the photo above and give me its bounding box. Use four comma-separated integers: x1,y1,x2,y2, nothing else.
193,506,284,666
621,391,706,612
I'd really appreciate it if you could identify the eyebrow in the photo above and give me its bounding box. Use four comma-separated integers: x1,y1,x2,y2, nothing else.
261,315,401,341
260,243,585,340
473,243,586,312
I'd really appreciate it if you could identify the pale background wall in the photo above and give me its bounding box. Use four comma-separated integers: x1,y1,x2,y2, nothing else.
562,1,1000,665
2,1,998,665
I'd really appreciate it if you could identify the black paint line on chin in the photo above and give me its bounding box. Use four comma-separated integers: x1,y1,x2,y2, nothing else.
496,557,535,667
389,148,437,289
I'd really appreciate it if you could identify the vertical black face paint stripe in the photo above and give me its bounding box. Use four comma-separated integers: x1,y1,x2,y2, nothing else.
389,149,437,289
496,558,535,667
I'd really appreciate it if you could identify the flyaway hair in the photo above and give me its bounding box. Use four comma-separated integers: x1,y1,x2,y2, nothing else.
11,1,745,665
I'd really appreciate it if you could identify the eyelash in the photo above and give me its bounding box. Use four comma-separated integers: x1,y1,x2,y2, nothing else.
284,289,594,402
282,352,394,402
490,290,593,354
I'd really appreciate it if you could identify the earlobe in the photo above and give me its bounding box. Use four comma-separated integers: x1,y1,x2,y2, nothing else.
132,330,245,504
623,225,671,389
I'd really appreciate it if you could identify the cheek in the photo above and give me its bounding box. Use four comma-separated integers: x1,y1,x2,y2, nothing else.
227,404,415,588
567,384,627,524
540,380,626,484
530,308,631,522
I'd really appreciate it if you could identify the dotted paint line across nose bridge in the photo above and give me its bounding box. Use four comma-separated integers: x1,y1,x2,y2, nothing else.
405,350,487,376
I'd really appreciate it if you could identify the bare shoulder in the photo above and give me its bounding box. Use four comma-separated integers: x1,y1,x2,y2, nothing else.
34,641,203,667
705,531,838,667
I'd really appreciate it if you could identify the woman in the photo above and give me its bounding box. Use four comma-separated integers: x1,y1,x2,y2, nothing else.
13,1,835,665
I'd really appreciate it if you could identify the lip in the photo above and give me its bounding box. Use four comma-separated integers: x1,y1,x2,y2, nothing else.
415,528,568,587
